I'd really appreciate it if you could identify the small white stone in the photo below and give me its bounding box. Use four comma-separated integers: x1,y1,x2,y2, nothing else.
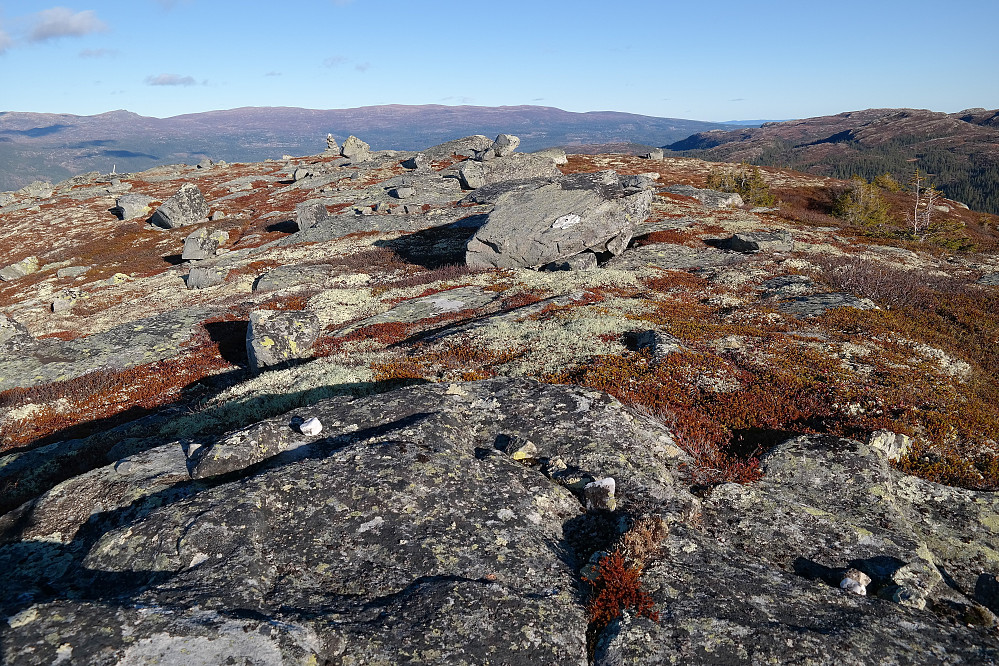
299,417,323,436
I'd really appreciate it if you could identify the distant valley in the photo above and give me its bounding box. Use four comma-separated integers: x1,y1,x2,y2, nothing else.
0,105,733,191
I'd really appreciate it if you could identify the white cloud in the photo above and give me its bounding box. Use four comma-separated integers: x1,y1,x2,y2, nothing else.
0,28,11,54
29,7,108,42
354,62,370,72
323,55,348,68
80,47,116,58
145,73,196,86
264,71,282,77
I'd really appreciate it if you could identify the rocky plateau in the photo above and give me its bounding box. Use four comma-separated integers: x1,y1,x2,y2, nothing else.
1,133,999,665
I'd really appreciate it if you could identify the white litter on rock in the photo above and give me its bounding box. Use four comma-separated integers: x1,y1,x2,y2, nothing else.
299,417,323,436
551,214,581,230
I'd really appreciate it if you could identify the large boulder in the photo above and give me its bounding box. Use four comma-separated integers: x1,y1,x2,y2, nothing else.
458,153,562,190
148,183,210,229
246,309,322,372
466,171,653,269
340,135,371,162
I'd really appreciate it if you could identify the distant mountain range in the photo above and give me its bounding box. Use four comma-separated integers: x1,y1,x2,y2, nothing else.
667,107,999,214
0,105,736,191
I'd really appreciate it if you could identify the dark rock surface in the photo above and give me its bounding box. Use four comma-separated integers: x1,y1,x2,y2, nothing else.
780,292,876,317
0,379,688,666
0,306,213,391
4,380,998,664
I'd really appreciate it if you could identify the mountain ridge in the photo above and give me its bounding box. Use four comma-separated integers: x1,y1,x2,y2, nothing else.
666,107,999,213
0,104,736,191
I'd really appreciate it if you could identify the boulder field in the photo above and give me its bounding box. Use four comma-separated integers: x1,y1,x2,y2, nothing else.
1,134,999,664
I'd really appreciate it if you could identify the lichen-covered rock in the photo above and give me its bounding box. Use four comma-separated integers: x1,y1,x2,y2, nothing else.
112,193,155,220
186,265,225,289
181,228,228,261
0,306,212,391
340,135,371,162
726,229,794,253
1,378,691,666
245,309,321,372
457,152,562,190
466,171,652,269
780,292,876,317
492,133,521,157
665,184,744,208
0,312,32,349
595,433,999,664
148,183,210,228
0,255,39,281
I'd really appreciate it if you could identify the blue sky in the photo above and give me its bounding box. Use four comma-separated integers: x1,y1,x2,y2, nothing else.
1,0,996,121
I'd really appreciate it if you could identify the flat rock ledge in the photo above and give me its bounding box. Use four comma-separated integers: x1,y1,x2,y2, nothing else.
2,379,998,665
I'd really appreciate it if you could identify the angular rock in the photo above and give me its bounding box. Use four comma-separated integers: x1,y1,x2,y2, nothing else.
666,184,744,208
148,183,210,229
181,228,228,261
341,135,371,162
56,265,91,279
867,430,913,462
401,153,429,170
295,200,330,231
780,292,876,317
457,153,562,190
634,329,684,361
500,435,538,461
0,256,39,281
186,265,225,290
532,147,569,165
978,272,999,286
292,167,312,182
0,192,14,207
726,229,794,253
389,185,416,199
491,133,520,157
298,416,323,436
473,147,496,162
112,193,155,220
466,171,653,269
196,157,214,169
18,180,54,199
643,148,665,161
541,251,599,272
0,312,32,348
418,135,494,162
584,477,616,511
246,309,321,372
